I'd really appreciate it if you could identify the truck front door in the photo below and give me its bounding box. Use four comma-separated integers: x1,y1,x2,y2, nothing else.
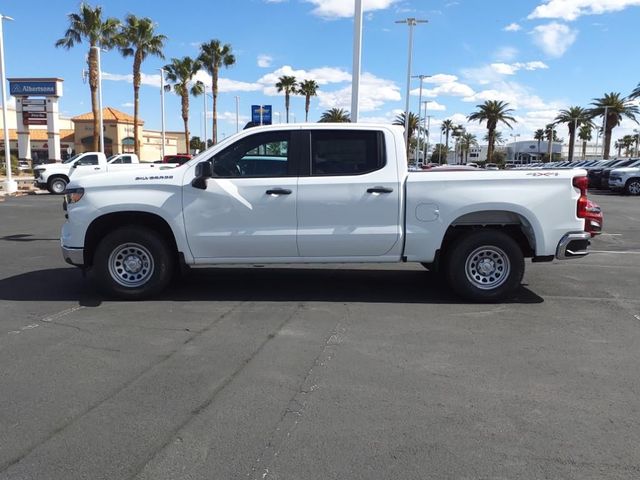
70,154,102,180
183,130,301,260
296,129,402,258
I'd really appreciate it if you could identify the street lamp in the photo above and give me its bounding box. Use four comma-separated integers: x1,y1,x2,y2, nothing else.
351,0,363,123
423,100,431,163
91,46,105,154
510,133,520,163
0,13,15,194
234,96,240,133
412,74,430,163
396,17,427,156
158,67,168,159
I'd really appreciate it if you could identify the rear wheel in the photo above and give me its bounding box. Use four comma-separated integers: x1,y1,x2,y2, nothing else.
444,230,524,302
48,177,68,195
91,226,174,300
625,178,640,196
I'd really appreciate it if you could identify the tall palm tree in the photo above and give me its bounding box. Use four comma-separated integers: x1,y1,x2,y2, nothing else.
198,40,235,145
534,128,545,159
460,132,478,163
578,124,592,160
554,106,591,162
55,3,120,151
117,15,166,157
276,76,297,123
622,135,635,156
393,112,422,146
318,107,350,123
440,119,455,155
630,83,640,100
298,79,319,122
588,92,639,159
163,57,204,152
467,100,516,162
484,131,505,145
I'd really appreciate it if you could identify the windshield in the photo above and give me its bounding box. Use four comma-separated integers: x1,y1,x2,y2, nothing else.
63,154,82,164
106,155,116,162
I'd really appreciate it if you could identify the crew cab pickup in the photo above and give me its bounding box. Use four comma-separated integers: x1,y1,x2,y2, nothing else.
34,152,176,194
60,124,602,301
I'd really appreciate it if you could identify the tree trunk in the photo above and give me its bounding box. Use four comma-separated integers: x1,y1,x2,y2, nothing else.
88,47,100,152
181,89,189,154
133,51,142,157
568,126,575,162
445,131,450,163
604,126,612,160
486,129,494,163
305,95,310,122
582,140,587,159
285,92,290,123
212,65,218,145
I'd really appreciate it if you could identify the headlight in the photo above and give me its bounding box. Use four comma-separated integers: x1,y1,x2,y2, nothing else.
64,187,85,205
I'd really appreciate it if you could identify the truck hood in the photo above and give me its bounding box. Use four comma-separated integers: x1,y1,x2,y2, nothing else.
67,165,184,190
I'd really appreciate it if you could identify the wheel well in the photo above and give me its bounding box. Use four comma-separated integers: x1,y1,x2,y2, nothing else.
84,212,179,267
437,211,536,263
48,174,69,184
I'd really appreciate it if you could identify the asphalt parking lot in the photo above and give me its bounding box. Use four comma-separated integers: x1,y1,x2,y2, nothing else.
0,192,639,480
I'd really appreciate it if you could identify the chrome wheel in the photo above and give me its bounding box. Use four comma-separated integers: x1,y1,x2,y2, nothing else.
628,180,640,195
464,245,511,290
50,179,67,194
108,243,155,288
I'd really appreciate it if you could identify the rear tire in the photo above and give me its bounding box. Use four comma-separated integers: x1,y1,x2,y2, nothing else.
624,178,640,196
91,226,174,300
48,177,68,195
444,230,524,302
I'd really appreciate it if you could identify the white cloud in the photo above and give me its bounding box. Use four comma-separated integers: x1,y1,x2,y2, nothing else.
504,22,522,32
216,111,250,124
258,65,352,96
424,101,446,111
121,102,134,108
531,22,578,57
528,0,640,21
316,72,401,112
494,46,519,61
257,54,273,68
305,0,398,19
490,61,549,75
424,81,475,98
103,72,162,88
462,81,562,111
104,70,261,93
425,74,459,85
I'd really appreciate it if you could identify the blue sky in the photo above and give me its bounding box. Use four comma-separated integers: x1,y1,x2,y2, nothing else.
1,0,640,143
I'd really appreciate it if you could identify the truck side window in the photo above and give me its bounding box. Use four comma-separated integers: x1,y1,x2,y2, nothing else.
310,130,385,176
77,154,99,166
212,131,291,178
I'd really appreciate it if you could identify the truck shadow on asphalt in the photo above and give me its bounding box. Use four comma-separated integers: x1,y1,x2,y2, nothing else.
0,266,544,306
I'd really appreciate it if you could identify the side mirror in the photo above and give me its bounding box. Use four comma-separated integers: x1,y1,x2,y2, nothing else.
191,161,213,190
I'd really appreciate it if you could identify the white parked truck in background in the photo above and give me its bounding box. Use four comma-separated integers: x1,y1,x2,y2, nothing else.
608,162,640,195
61,124,603,302
33,152,176,194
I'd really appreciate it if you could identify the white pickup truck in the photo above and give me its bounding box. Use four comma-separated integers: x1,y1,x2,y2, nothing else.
33,152,175,194
60,124,602,301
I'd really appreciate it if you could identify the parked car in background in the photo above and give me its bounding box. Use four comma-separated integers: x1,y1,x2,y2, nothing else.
162,154,192,165
485,163,499,170
18,160,30,171
608,160,640,195
587,159,626,188
600,158,639,189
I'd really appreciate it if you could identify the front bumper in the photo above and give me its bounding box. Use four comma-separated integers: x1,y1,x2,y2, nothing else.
61,245,85,266
555,232,591,260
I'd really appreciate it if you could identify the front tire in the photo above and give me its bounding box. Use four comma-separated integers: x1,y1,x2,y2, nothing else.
444,230,524,302
48,177,68,195
91,226,174,300
624,178,640,196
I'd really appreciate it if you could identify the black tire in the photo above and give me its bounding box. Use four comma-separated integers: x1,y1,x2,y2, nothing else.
48,177,68,195
624,178,640,196
444,230,524,302
91,226,174,300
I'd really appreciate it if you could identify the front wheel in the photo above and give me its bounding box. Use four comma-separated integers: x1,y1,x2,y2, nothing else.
91,226,174,300
48,177,68,195
624,178,640,196
444,230,524,302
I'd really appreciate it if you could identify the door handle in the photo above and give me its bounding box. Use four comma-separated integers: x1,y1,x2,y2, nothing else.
367,186,394,194
94,167,101,170
265,188,292,195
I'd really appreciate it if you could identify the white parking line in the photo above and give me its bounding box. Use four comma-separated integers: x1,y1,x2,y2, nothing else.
591,250,640,254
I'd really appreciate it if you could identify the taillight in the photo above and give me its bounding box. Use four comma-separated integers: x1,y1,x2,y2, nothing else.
574,175,602,236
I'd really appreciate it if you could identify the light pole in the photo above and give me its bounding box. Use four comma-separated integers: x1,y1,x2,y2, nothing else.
91,46,104,154
510,133,520,163
158,68,167,159
396,17,427,157
0,13,15,194
351,0,363,123
234,96,240,133
422,100,430,162
412,74,430,163
197,81,207,148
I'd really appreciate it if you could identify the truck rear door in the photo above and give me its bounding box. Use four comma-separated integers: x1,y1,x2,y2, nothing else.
296,129,401,257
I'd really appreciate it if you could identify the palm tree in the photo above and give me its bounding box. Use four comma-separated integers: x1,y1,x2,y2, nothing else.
163,57,204,152
534,128,545,159
393,112,422,146
483,131,505,144
441,119,455,155
318,107,350,123
275,75,297,123
198,40,235,145
55,3,120,151
117,15,166,157
431,144,449,164
588,92,639,159
630,83,640,99
554,106,591,162
622,135,635,156
578,124,592,160
467,100,516,162
298,79,319,122
460,132,478,163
